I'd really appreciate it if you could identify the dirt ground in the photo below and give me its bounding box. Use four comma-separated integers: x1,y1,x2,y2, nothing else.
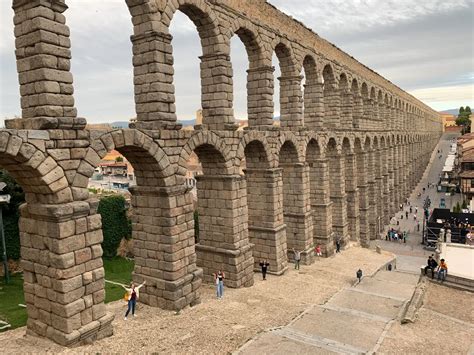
0,247,393,354
378,281,474,354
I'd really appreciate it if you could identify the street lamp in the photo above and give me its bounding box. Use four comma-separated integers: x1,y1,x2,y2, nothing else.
0,182,11,283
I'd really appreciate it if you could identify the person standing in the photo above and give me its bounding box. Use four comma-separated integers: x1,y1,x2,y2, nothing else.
437,259,448,281
259,260,269,280
293,248,301,270
336,238,341,253
315,245,322,257
214,270,225,299
123,280,146,320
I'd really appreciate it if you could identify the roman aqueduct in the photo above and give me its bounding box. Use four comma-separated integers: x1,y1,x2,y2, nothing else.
1,0,442,346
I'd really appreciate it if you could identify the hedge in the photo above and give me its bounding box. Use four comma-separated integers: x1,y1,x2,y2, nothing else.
98,195,132,257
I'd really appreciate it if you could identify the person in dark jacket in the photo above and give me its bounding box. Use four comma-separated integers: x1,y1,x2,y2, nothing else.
259,260,270,280
424,255,438,279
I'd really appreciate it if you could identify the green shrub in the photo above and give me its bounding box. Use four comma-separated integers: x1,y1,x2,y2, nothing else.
0,169,25,260
98,195,131,257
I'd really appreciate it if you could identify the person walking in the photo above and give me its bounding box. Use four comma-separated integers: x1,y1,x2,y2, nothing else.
293,248,301,269
335,238,341,253
410,206,413,213
405,211,409,219
214,270,225,299
259,260,269,280
437,259,448,281
123,280,146,320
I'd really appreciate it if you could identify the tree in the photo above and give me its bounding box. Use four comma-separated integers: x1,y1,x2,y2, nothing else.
0,169,25,260
456,106,472,133
97,195,132,257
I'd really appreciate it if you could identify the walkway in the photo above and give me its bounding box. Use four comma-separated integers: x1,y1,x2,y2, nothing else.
375,132,461,273
237,269,419,354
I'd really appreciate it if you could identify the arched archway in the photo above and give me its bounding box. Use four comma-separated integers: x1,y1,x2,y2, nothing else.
302,55,323,129
323,64,339,128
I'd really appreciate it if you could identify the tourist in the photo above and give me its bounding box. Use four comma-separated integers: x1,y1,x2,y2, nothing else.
123,280,146,320
424,256,438,279
405,211,409,219
259,260,269,280
417,221,420,232
415,207,418,214
315,245,322,257
437,259,448,281
410,206,413,214
335,238,341,253
356,269,363,283
399,204,403,211
214,270,225,299
293,248,301,269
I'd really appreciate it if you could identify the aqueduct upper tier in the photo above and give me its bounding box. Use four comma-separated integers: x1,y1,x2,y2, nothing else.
1,0,442,347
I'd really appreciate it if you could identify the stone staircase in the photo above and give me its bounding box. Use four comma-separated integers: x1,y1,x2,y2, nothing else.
237,270,420,354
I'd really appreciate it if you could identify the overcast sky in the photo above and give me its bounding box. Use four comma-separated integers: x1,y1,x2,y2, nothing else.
0,0,473,125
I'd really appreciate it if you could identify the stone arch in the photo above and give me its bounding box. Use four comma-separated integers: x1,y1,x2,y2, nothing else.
302,54,323,128
77,129,174,190
236,132,274,169
275,132,303,164
178,131,235,177
273,40,302,127
322,63,340,128
0,131,71,205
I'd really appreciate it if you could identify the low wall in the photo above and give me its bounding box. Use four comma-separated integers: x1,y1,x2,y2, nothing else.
440,243,474,280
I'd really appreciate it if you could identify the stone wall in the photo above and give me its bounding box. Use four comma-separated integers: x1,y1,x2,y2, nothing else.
1,0,443,347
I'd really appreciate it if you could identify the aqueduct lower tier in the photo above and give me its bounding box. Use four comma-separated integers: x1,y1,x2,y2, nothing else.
0,128,439,345
3,0,443,347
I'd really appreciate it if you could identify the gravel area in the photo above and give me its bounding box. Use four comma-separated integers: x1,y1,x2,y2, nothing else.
0,247,392,354
378,281,474,354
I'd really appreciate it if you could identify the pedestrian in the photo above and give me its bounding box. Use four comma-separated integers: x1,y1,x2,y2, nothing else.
414,214,417,221
356,269,363,283
399,204,403,211
315,245,322,257
424,255,438,279
385,230,389,241
259,260,269,280
123,280,146,320
214,270,225,299
293,248,301,269
417,221,420,232
405,211,408,219
397,218,400,225
336,238,341,253
403,231,407,243
437,259,448,281
410,206,413,213
415,207,418,213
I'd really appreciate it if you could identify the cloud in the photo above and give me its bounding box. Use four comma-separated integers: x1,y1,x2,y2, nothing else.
1,0,472,125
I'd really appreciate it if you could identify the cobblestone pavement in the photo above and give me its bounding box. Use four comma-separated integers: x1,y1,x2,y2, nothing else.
0,248,393,354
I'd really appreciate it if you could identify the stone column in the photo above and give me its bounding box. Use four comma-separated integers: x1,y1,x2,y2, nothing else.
195,175,253,288
328,153,349,245
20,200,113,346
372,100,379,130
200,53,235,130
381,147,391,225
279,75,304,128
130,31,180,130
363,97,372,130
324,82,341,129
244,168,288,274
304,81,324,130
356,151,370,246
7,0,82,130
353,94,363,129
374,148,384,235
129,186,201,310
367,149,378,239
345,152,360,242
309,158,334,255
340,90,353,128
247,66,274,128
281,163,314,264
387,146,396,218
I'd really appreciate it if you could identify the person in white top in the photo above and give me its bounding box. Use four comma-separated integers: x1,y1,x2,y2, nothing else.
122,280,146,320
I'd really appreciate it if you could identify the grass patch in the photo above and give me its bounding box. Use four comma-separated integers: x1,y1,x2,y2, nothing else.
103,256,134,303
0,256,134,332
0,273,27,331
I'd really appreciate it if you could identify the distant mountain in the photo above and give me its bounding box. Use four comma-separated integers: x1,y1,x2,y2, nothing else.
179,119,196,126
440,109,459,116
110,121,129,128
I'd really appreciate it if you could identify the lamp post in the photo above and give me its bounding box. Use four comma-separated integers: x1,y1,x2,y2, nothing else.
0,182,11,284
